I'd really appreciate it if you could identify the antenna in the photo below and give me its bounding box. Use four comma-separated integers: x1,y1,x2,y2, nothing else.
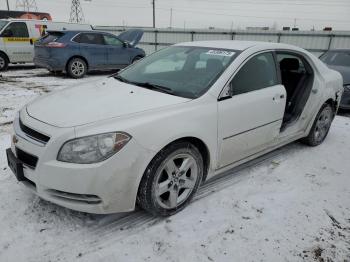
70,0,85,23
16,0,38,12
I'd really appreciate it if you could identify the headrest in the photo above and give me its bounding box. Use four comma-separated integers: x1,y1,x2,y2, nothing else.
206,59,223,71
280,58,299,71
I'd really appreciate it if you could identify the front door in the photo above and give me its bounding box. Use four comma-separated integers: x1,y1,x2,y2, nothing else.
103,34,130,68
75,33,108,69
218,52,286,168
1,22,33,62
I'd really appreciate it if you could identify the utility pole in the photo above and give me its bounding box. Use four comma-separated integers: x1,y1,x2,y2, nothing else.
6,0,10,11
70,0,85,23
169,8,173,28
293,18,297,28
152,0,155,28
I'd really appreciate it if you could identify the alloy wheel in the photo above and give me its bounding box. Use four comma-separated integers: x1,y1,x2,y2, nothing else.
0,57,5,69
154,153,199,209
71,61,85,77
314,107,333,144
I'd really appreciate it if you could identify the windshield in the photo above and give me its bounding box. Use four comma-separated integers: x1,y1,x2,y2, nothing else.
0,20,8,32
117,46,239,98
320,51,350,67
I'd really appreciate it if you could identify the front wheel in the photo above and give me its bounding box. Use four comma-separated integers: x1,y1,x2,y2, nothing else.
137,142,204,216
132,56,143,64
67,58,87,79
0,53,9,71
301,104,334,146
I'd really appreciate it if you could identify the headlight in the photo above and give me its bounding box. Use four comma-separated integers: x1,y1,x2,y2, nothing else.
344,85,350,92
57,132,131,164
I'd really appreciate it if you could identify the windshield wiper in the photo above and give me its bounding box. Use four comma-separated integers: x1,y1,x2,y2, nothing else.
133,82,174,95
114,75,130,83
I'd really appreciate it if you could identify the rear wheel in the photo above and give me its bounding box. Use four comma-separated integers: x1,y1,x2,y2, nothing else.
67,58,87,79
137,142,203,216
301,104,334,146
0,53,9,71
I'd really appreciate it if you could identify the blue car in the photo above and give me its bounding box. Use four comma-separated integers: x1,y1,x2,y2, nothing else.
34,29,145,78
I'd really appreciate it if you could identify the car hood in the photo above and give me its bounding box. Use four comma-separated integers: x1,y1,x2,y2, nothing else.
118,29,143,47
327,65,350,85
26,78,190,128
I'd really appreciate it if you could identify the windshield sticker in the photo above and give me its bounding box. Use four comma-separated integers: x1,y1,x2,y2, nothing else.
206,50,235,57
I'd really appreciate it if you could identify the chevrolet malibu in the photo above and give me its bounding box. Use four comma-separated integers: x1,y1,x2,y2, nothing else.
6,41,343,216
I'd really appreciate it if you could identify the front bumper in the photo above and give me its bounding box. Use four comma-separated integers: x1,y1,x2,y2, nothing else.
7,110,153,214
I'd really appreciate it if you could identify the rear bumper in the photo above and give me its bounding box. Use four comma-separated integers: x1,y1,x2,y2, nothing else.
34,57,65,71
339,89,350,110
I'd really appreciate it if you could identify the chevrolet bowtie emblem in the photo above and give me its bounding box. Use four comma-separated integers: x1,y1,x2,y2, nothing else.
12,135,19,144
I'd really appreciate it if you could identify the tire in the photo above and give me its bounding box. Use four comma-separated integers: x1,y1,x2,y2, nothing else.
132,56,143,64
137,141,204,216
301,103,335,146
67,58,87,79
0,53,9,71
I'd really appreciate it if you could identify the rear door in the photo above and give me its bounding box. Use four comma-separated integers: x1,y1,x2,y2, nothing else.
73,32,108,69
218,52,286,168
102,34,130,68
1,21,33,62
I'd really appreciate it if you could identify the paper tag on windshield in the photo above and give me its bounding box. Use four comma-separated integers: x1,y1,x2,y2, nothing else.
206,50,235,57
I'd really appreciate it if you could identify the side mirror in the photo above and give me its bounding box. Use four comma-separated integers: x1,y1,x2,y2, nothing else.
218,85,233,101
123,41,129,48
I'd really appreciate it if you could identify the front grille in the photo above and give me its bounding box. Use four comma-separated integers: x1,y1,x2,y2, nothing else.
19,119,50,144
16,148,38,169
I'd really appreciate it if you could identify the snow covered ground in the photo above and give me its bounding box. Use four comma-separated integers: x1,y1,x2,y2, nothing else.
0,67,349,262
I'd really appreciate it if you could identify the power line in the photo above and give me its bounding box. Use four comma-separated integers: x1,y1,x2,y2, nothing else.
155,7,350,24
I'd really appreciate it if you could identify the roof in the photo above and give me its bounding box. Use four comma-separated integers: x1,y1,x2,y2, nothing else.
176,40,299,51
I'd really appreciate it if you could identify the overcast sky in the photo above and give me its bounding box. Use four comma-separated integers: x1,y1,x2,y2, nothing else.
1,0,350,30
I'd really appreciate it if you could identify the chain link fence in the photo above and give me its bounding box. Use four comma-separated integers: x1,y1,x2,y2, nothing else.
94,26,350,57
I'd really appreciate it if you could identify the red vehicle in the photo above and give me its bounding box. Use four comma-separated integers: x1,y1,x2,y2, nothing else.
0,10,52,21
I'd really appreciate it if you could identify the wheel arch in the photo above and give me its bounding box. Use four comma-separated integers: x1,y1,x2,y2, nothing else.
324,98,337,113
140,136,211,185
0,50,10,63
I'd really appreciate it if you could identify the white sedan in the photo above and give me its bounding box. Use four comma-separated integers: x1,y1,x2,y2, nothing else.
6,41,343,216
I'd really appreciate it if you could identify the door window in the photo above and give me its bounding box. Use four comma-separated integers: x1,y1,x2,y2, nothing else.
1,22,29,37
74,33,105,45
230,52,278,96
103,35,123,46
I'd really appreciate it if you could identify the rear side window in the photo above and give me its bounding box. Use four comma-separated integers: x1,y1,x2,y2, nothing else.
40,32,64,44
230,52,278,96
74,33,105,45
1,22,29,37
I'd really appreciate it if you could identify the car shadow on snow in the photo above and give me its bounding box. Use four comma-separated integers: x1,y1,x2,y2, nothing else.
26,141,305,234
